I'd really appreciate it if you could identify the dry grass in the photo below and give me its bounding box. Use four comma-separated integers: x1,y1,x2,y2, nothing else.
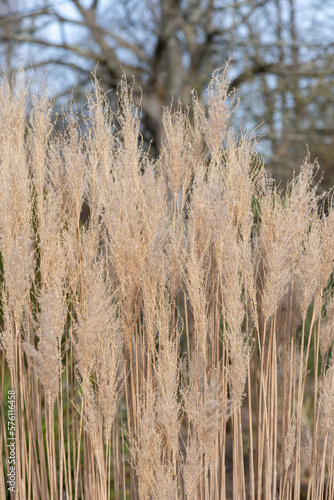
1,66,334,499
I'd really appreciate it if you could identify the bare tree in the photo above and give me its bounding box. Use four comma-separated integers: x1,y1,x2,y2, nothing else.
1,0,333,181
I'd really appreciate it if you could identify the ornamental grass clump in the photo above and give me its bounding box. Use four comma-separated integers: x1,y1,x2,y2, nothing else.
1,65,334,500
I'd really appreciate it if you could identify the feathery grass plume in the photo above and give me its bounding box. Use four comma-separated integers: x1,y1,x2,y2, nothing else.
258,188,294,322
28,83,54,223
321,295,334,357
223,131,261,332
60,103,87,226
317,355,334,496
155,295,181,461
115,74,142,172
293,203,321,499
23,287,65,406
80,377,105,475
284,415,296,470
153,463,178,500
259,160,317,322
192,64,237,161
259,207,294,322
23,196,66,405
221,244,251,409
130,388,161,499
73,245,111,381
0,72,34,345
213,179,251,409
1,290,16,371
182,434,204,498
187,162,215,256
227,330,251,411
72,235,119,493
139,161,170,351
309,204,334,332
183,230,211,359
165,227,183,302
319,355,334,435
182,353,230,460
161,101,194,212
181,359,230,496
103,77,148,349
301,415,312,470
84,75,115,222
318,201,334,291
295,211,322,318
184,162,217,359
95,304,124,443
222,130,256,238
46,104,87,303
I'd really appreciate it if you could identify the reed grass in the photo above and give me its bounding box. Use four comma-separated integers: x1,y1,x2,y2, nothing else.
1,66,334,499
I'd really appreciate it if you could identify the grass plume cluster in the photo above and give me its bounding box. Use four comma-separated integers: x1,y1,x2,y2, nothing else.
1,66,334,499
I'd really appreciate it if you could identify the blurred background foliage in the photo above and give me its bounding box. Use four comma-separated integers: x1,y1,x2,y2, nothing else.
0,0,333,187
